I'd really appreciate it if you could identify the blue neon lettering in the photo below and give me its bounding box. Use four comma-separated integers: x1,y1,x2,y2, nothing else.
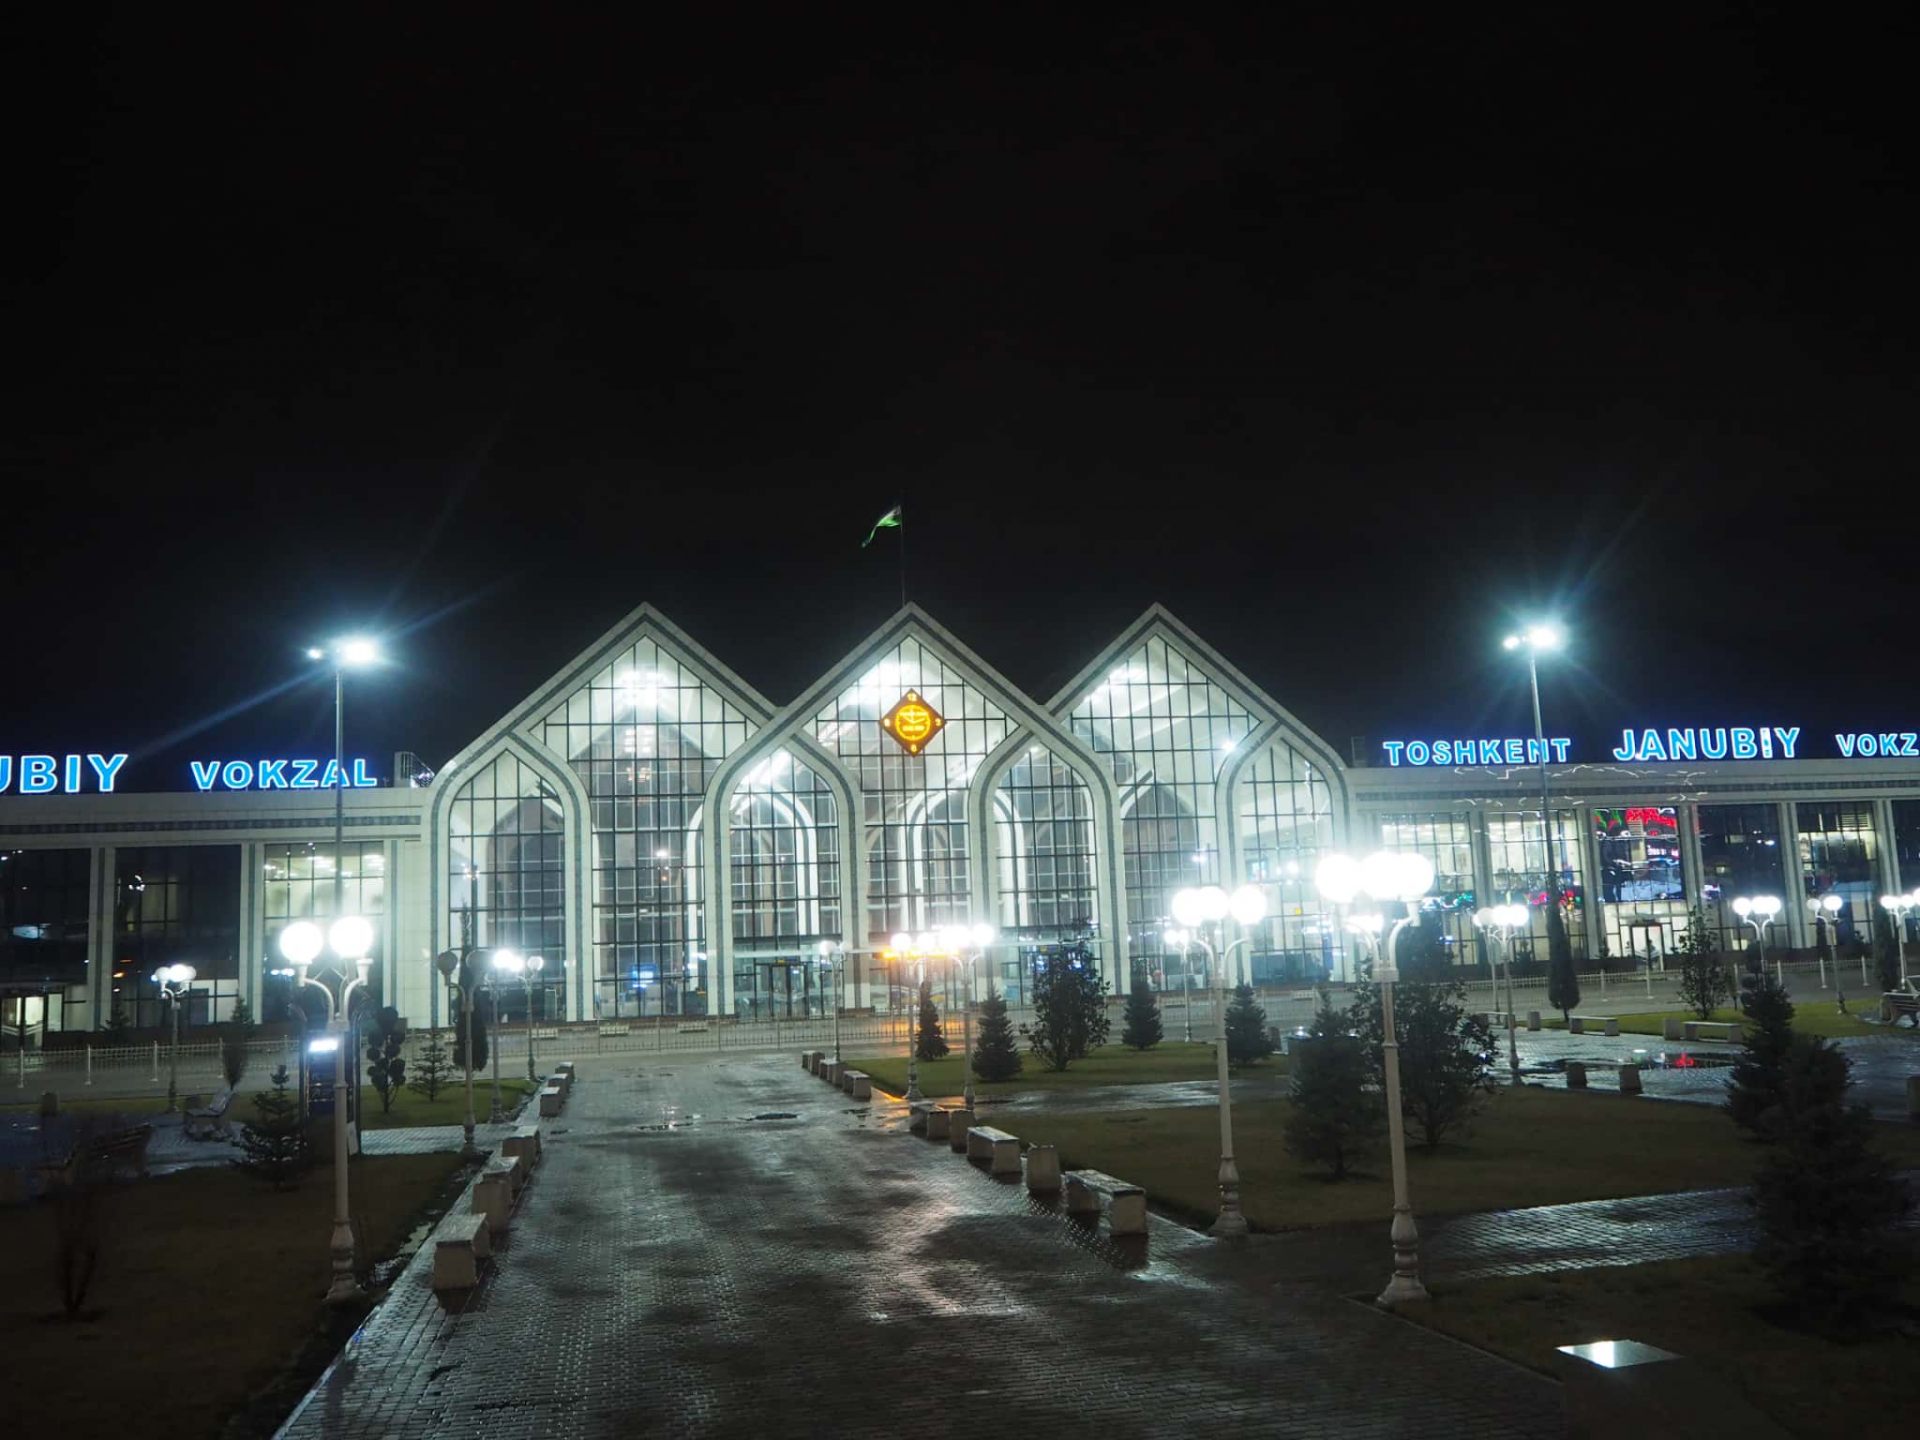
320,759,345,788
1667,729,1696,761
1406,741,1431,765
1503,740,1523,764
1475,740,1498,764
1381,741,1406,766
1552,738,1571,762
290,760,319,789
20,755,57,793
1454,738,1475,765
1835,733,1857,757
1774,728,1800,759
1430,741,1450,765
64,755,81,791
1879,733,1900,757
221,760,254,788
351,757,374,786
1612,730,1636,761
0,756,11,792
1636,729,1665,762
1904,733,1919,757
1760,727,1773,759
1700,728,1728,759
87,754,127,791
256,759,288,788
190,761,220,790
1730,728,1757,759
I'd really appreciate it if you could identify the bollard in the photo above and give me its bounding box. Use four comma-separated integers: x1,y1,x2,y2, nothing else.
1025,1143,1063,1194
1565,1060,1588,1089
1527,1010,1541,1031
948,1107,973,1152
151,1040,160,1084
1908,1075,1920,1121
1618,1063,1642,1095
1662,1018,1684,1041
85,1044,93,1086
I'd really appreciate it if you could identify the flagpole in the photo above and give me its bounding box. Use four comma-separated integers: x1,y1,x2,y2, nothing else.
897,505,907,607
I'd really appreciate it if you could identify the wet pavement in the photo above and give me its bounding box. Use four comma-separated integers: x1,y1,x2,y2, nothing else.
277,1051,1561,1439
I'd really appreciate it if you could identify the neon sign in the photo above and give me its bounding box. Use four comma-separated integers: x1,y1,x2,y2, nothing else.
0,754,129,793
1612,727,1800,762
189,758,379,791
880,690,945,756
1380,738,1572,767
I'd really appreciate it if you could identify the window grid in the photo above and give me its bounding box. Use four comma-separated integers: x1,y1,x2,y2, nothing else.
1591,806,1689,962
1796,800,1878,949
1237,742,1335,985
113,845,241,1028
1485,809,1589,961
445,753,565,1018
993,744,1098,943
1695,803,1788,952
729,748,842,1017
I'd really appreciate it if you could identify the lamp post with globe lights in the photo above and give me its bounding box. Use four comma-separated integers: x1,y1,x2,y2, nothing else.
1807,893,1843,990
891,933,926,1102
1169,882,1267,1239
1471,904,1529,1084
304,637,380,938
492,950,546,1084
1314,849,1438,1307
1731,895,1783,984
152,963,196,1111
1161,927,1197,1042
277,913,376,1306
433,948,484,1162
1882,891,1919,986
816,940,844,1064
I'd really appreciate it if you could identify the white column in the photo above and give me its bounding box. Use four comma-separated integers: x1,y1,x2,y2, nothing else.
1679,802,1708,905
1873,798,1901,894
1779,801,1810,951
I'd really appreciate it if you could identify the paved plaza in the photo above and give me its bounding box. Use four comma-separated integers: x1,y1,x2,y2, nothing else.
279,1052,1561,1439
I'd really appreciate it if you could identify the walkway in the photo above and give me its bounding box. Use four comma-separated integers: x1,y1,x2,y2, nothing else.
279,1051,1560,1439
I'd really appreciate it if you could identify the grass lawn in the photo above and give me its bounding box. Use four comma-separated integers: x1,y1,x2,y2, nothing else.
0,1152,464,1437
849,1042,1271,1101
1544,1005,1918,1040
353,1079,538,1130
1411,1253,1920,1440
999,1085,1920,1231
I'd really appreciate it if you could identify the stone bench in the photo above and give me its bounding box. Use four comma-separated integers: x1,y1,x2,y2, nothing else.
842,1070,872,1101
433,1211,492,1292
1618,1062,1642,1095
925,1106,953,1141
909,1101,931,1134
502,1124,541,1167
1683,1020,1741,1043
1879,992,1918,1026
472,1163,515,1235
946,1107,974,1152
820,1059,843,1086
531,1026,562,1040
966,1125,1020,1176
539,1084,564,1119
1568,1015,1620,1036
1024,1142,1062,1193
1065,1169,1147,1236
598,1024,631,1038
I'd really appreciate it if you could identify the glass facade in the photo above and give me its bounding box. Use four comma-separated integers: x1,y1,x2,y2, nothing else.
443,752,565,1019
1237,740,1336,984
1695,803,1787,951
1897,800,1920,893
1795,801,1877,948
1593,805,1689,964
0,848,91,1038
540,636,754,1018
992,744,1099,945
1485,809,1589,961
1067,633,1257,970
112,846,241,1028
812,638,1010,942
729,747,842,1017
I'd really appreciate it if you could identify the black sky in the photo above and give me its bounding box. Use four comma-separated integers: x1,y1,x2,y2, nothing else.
6,7,1916,788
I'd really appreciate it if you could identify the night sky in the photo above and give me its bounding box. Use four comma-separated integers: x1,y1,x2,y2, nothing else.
8,9,1916,790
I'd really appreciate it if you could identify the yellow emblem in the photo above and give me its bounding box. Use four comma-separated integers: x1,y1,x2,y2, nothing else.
881,689,945,756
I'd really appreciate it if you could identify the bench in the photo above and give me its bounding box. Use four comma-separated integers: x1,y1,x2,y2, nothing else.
676,1023,710,1034
472,1162,515,1234
183,1089,234,1140
530,1026,561,1040
966,1125,1020,1176
598,1024,631,1038
1881,991,1920,1027
1024,1142,1062,1193
502,1124,541,1167
432,1211,493,1292
946,1107,974,1152
1064,1169,1147,1236
1683,1020,1741,1043
843,1070,872,1101
1568,1015,1620,1036
539,1084,564,1119
65,1125,153,1182
925,1106,953,1141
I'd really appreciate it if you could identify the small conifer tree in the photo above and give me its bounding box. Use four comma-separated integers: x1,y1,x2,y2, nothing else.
233,1064,311,1189
452,987,491,1073
915,978,949,1060
1725,976,1794,1140
1675,906,1732,1020
1223,983,1274,1069
409,1028,456,1101
1545,902,1580,1022
221,997,257,1091
1872,905,1901,993
1283,998,1380,1179
1022,941,1110,1072
971,982,1023,1082
1121,976,1163,1051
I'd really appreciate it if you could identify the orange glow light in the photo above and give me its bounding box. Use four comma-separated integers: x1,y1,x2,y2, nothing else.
881,689,945,755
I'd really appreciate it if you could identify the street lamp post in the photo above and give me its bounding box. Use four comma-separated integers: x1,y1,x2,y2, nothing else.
893,934,924,1102
940,923,995,1111
152,964,197,1111
1472,904,1529,1085
434,947,484,1163
1170,883,1267,1240
278,914,375,1306
817,941,843,1063
1808,893,1843,990
1316,850,1438,1308
1731,895,1783,985
492,951,545,1085
1503,624,1567,905
1882,892,1919,986
1162,927,1196,1041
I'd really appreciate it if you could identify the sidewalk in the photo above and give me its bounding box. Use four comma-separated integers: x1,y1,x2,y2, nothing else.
277,1051,1560,1439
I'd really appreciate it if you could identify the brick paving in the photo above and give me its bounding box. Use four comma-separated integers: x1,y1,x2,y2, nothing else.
277,1052,1560,1439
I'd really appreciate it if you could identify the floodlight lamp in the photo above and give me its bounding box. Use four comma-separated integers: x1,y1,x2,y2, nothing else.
1754,896,1782,919
971,922,996,947
355,956,373,980
1170,888,1207,928
306,647,326,660
1228,885,1267,926
1820,894,1844,914
278,919,325,967
308,1036,340,1055
492,949,524,974
1882,895,1898,912
1732,897,1753,918
335,637,379,668
1502,634,1522,650
939,924,970,952
329,914,375,960
1314,854,1361,905
434,949,460,978
1526,624,1564,651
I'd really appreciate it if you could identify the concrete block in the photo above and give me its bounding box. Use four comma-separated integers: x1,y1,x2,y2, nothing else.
1605,1018,1621,1037
502,1127,541,1164
1569,1016,1585,1034
1618,1063,1642,1094
433,1213,491,1291
926,1107,951,1141
539,1085,563,1118
1662,1018,1684,1041
947,1108,973,1152
1025,1143,1062,1194
472,1173,513,1235
850,1074,872,1101
1566,1061,1588,1089
1908,1074,1919,1120
1527,1010,1541,1031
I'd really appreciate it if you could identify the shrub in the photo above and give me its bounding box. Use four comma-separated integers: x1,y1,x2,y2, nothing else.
971,983,1023,1083
1675,906,1733,1020
1283,999,1380,1179
452,986,490,1073
914,978,949,1060
1021,941,1109,1072
1349,970,1496,1148
233,1064,311,1189
1120,977,1163,1051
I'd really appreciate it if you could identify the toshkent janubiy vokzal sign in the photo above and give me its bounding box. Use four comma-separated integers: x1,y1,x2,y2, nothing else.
1380,724,1920,767
0,753,381,793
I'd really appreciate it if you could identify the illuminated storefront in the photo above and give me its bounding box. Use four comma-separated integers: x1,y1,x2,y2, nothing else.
3,601,1918,1039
